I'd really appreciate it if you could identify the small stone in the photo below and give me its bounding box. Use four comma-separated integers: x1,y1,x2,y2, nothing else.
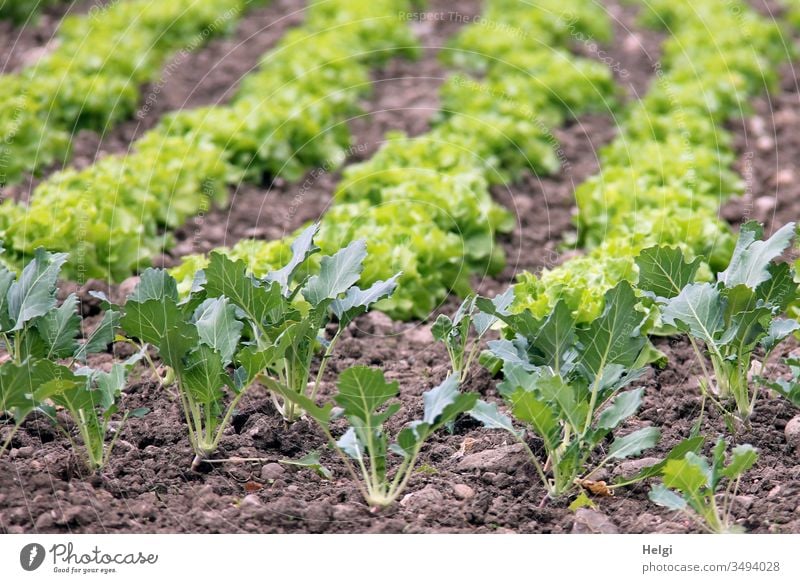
240,494,262,508
768,485,781,498
34,512,55,531
260,463,286,481
10,446,34,459
785,415,800,454
571,508,619,534
456,444,528,474
305,502,332,534
734,495,754,510
614,457,661,478
400,485,443,510
55,506,93,526
452,484,475,500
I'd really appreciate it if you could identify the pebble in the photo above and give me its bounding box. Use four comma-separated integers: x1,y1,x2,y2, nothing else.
452,484,475,500
571,509,619,534
400,485,443,510
734,495,754,510
260,463,286,481
456,444,528,474
785,415,800,454
615,457,661,478
241,494,262,508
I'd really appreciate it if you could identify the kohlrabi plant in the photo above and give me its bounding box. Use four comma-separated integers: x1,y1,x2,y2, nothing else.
116,225,398,466
648,437,758,533
636,222,799,421
432,289,513,381
0,248,138,469
472,281,661,498
269,366,477,508
759,356,800,407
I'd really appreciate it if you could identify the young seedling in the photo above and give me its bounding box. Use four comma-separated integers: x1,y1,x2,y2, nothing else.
648,437,758,533
471,281,660,498
759,356,800,407
432,289,513,381
269,366,477,508
635,222,799,421
0,249,137,469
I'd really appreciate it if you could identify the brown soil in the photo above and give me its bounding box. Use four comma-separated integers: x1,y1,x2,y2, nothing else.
1,0,799,535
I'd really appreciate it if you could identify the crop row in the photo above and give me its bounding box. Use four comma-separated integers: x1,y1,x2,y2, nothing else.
0,0,419,281
0,0,256,185
3,218,799,531
0,0,66,25
171,0,618,320
514,0,792,323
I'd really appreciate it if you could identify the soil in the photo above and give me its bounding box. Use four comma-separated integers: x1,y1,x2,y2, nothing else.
1,0,799,534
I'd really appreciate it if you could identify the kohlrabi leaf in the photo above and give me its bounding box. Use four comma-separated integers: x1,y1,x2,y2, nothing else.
74,309,120,361
597,388,644,430
331,274,400,326
577,281,647,379
265,223,320,294
182,345,228,406
660,283,725,346
718,221,796,289
509,388,560,452
337,427,365,463
469,399,521,437
280,451,332,479
303,239,367,305
636,245,702,300
0,359,80,417
120,297,198,368
7,248,68,331
536,373,587,433
128,268,179,303
194,297,243,365
0,266,16,331
473,287,514,335
608,426,660,460
761,318,800,352
648,483,687,511
720,444,758,479
662,455,710,494
36,293,80,359
755,262,797,311
334,366,398,423
204,252,284,330
615,435,704,484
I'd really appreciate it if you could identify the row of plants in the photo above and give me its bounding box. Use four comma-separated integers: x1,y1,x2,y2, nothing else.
0,0,419,281
513,0,792,323
0,0,257,185
0,0,66,24
171,0,619,320
3,220,798,531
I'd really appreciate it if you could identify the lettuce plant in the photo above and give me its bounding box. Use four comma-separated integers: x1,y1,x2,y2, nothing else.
636,222,799,420
0,249,137,469
472,282,660,498
269,366,477,508
649,438,758,533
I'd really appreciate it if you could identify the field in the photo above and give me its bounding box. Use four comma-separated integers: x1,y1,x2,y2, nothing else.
1,0,800,534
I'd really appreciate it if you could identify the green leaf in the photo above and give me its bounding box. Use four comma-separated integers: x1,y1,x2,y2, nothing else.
0,266,16,331
128,268,179,303
303,239,367,305
509,388,561,452
597,388,644,430
761,318,800,352
6,248,68,331
337,427,364,463
204,252,285,332
120,298,198,368
74,309,120,361
648,484,687,511
528,300,577,373
265,223,320,294
719,221,795,289
182,345,229,406
194,297,243,365
431,313,454,342
279,451,332,479
607,426,660,460
662,455,710,495
469,399,521,437
473,288,514,335
536,373,587,433
36,293,80,359
720,444,758,479
755,262,797,311
0,359,81,418
422,374,460,425
615,435,705,484
577,281,647,379
263,377,333,426
636,245,702,300
569,491,597,512
334,366,399,423
331,274,400,326
661,283,725,346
